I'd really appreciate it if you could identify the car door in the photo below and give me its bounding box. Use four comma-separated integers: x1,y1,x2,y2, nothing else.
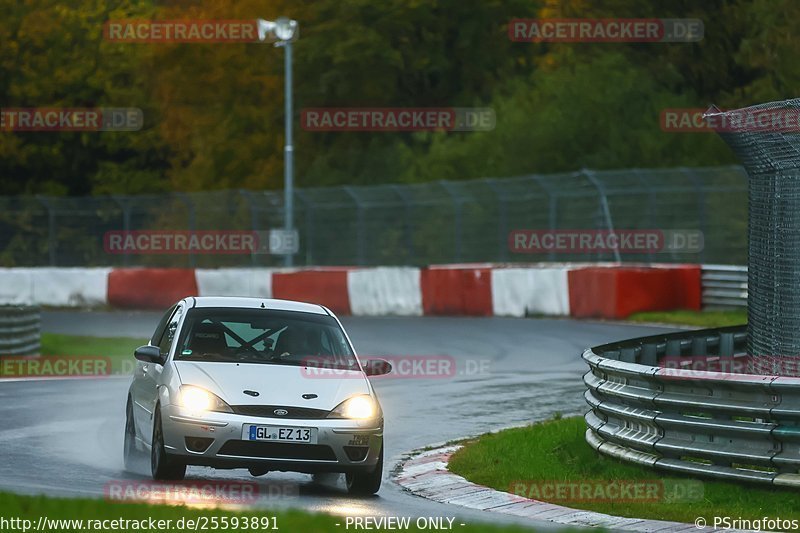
133,304,183,442
131,304,174,433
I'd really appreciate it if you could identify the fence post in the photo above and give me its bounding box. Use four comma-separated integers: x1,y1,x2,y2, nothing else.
681,166,708,264
390,185,414,264
582,169,621,263
483,178,508,263
295,189,313,267
238,190,259,266
175,193,196,268
439,181,463,263
110,196,132,267
343,187,366,266
632,169,656,264
35,196,57,266
531,175,559,262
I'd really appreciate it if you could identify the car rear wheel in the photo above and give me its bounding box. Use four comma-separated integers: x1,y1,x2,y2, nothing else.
151,408,186,480
345,445,383,495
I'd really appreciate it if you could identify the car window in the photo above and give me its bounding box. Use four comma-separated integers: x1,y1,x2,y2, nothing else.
157,305,183,356
150,304,177,346
175,307,358,370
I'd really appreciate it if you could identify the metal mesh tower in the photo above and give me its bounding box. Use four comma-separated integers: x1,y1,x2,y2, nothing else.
708,99,800,373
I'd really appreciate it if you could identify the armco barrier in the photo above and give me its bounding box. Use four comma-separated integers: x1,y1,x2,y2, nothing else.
107,268,198,309
569,266,701,319
583,325,800,487
702,264,747,308
0,306,41,356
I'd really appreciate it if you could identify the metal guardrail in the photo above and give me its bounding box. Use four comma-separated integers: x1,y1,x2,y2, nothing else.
0,306,41,356
583,325,800,488
702,264,747,308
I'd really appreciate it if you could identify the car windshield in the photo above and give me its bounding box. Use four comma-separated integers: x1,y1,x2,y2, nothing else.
174,307,359,370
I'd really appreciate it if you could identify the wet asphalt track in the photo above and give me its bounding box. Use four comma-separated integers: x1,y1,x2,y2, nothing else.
0,311,677,530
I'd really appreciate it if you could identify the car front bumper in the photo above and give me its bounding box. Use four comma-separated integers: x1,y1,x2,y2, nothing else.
161,404,383,474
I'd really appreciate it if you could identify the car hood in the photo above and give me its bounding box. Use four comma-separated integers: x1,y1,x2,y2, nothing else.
173,361,371,410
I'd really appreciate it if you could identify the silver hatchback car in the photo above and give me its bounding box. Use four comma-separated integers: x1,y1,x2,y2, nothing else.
124,296,391,495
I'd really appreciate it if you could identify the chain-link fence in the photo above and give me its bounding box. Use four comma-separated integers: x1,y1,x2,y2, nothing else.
0,165,747,268
710,99,800,366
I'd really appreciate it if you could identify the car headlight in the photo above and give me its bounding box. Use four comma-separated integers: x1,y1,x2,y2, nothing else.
328,395,379,420
178,385,233,414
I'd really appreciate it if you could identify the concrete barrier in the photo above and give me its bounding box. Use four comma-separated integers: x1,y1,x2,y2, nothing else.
568,265,701,319
348,267,422,316
272,269,352,315
421,266,493,316
491,267,571,317
0,264,704,318
196,268,272,298
107,268,198,309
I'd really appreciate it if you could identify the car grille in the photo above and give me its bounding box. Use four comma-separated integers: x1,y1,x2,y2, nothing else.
231,405,330,419
218,440,337,461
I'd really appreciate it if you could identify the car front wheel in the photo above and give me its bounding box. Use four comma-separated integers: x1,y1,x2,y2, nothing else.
151,407,186,480
123,397,140,471
345,445,383,495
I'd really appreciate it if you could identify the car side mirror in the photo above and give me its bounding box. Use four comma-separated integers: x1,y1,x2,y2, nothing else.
363,358,392,377
134,345,163,364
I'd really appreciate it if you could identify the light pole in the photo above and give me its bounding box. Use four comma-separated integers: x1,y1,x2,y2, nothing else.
257,17,299,266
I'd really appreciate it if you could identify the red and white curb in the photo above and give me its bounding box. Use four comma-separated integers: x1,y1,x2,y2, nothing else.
393,444,726,533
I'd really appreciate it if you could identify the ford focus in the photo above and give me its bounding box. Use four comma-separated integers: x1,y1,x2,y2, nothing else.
123,296,390,495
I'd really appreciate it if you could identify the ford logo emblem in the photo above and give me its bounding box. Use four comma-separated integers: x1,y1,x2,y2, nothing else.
274,409,289,416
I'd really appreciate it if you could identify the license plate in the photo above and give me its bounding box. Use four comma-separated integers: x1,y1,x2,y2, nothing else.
244,425,317,444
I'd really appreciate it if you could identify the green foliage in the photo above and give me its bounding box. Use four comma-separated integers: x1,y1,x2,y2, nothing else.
0,0,166,195
399,53,736,182
1,0,798,195
627,309,747,326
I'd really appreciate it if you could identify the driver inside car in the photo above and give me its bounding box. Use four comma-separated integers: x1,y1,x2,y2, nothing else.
189,321,229,357
273,325,323,361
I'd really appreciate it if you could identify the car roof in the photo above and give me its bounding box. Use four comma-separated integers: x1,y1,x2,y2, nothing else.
187,296,329,315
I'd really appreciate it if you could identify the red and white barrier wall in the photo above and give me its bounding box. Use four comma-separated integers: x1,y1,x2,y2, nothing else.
0,267,112,307
0,263,701,319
